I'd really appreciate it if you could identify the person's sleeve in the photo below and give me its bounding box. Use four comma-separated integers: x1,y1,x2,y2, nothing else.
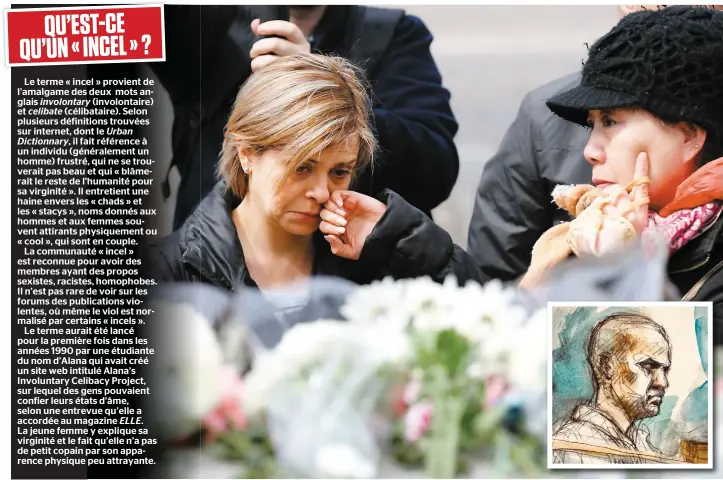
358,190,490,286
466,91,554,281
364,15,459,213
141,243,183,283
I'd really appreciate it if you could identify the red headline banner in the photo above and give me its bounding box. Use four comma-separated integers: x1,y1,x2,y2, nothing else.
5,4,165,67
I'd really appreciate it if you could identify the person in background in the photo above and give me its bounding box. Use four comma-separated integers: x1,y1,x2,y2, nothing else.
466,5,722,282
150,5,459,230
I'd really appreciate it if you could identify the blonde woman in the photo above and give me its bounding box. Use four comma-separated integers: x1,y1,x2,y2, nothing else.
145,54,384,293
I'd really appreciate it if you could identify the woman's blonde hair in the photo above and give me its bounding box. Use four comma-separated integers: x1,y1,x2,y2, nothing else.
218,54,377,198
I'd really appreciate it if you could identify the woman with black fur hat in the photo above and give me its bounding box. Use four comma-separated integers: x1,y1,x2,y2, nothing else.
315,6,723,342
540,5,723,296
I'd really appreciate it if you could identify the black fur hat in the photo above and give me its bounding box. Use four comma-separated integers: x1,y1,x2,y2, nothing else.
547,6,723,154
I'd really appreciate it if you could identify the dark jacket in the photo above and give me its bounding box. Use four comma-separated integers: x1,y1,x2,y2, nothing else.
467,72,592,281
142,182,467,291
668,213,723,346
150,5,459,228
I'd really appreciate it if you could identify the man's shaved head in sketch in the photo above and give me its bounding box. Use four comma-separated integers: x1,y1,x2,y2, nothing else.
587,312,671,422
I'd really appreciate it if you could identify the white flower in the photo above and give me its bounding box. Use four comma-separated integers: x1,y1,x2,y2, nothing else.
315,443,377,479
243,319,407,416
342,276,460,334
244,320,349,416
399,276,447,319
453,280,526,344
466,361,488,380
340,276,407,328
439,279,530,377
250,276,542,417
361,321,412,365
341,276,538,382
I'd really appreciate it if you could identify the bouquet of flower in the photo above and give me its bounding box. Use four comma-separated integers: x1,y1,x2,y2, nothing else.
338,276,547,478
195,276,544,478
142,225,678,479
244,318,409,478
144,275,552,479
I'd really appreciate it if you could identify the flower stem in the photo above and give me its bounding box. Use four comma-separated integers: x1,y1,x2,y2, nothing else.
493,431,513,478
424,366,465,479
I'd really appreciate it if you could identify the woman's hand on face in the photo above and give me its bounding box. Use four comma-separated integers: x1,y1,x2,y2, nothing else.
570,152,651,256
319,191,387,260
249,19,311,72
601,151,650,229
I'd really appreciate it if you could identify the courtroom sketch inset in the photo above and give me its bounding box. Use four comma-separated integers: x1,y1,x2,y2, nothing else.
548,303,712,468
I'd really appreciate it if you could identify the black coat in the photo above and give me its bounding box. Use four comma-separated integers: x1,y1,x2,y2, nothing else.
467,72,592,281
149,5,459,228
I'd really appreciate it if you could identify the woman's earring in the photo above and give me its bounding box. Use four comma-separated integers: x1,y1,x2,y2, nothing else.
242,164,250,174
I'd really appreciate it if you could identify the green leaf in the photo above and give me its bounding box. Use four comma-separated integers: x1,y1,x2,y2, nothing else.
434,329,471,378
411,331,438,370
215,432,253,460
507,435,545,476
389,421,425,466
391,442,425,466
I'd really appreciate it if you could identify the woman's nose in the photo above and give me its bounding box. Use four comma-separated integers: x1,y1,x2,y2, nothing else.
306,175,330,204
583,130,606,165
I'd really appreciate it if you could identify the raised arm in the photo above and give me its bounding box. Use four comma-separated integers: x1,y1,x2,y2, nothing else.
357,15,459,213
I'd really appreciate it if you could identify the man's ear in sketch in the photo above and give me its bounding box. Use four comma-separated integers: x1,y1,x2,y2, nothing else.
598,351,614,381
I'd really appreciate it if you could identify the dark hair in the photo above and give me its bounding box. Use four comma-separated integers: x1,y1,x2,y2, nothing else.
698,135,723,166
662,119,723,167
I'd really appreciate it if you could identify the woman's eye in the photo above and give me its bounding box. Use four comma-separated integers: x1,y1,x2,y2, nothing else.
296,164,312,174
332,169,351,178
601,115,617,127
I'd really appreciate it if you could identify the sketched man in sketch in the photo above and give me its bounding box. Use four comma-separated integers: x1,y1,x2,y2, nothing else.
553,312,672,464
